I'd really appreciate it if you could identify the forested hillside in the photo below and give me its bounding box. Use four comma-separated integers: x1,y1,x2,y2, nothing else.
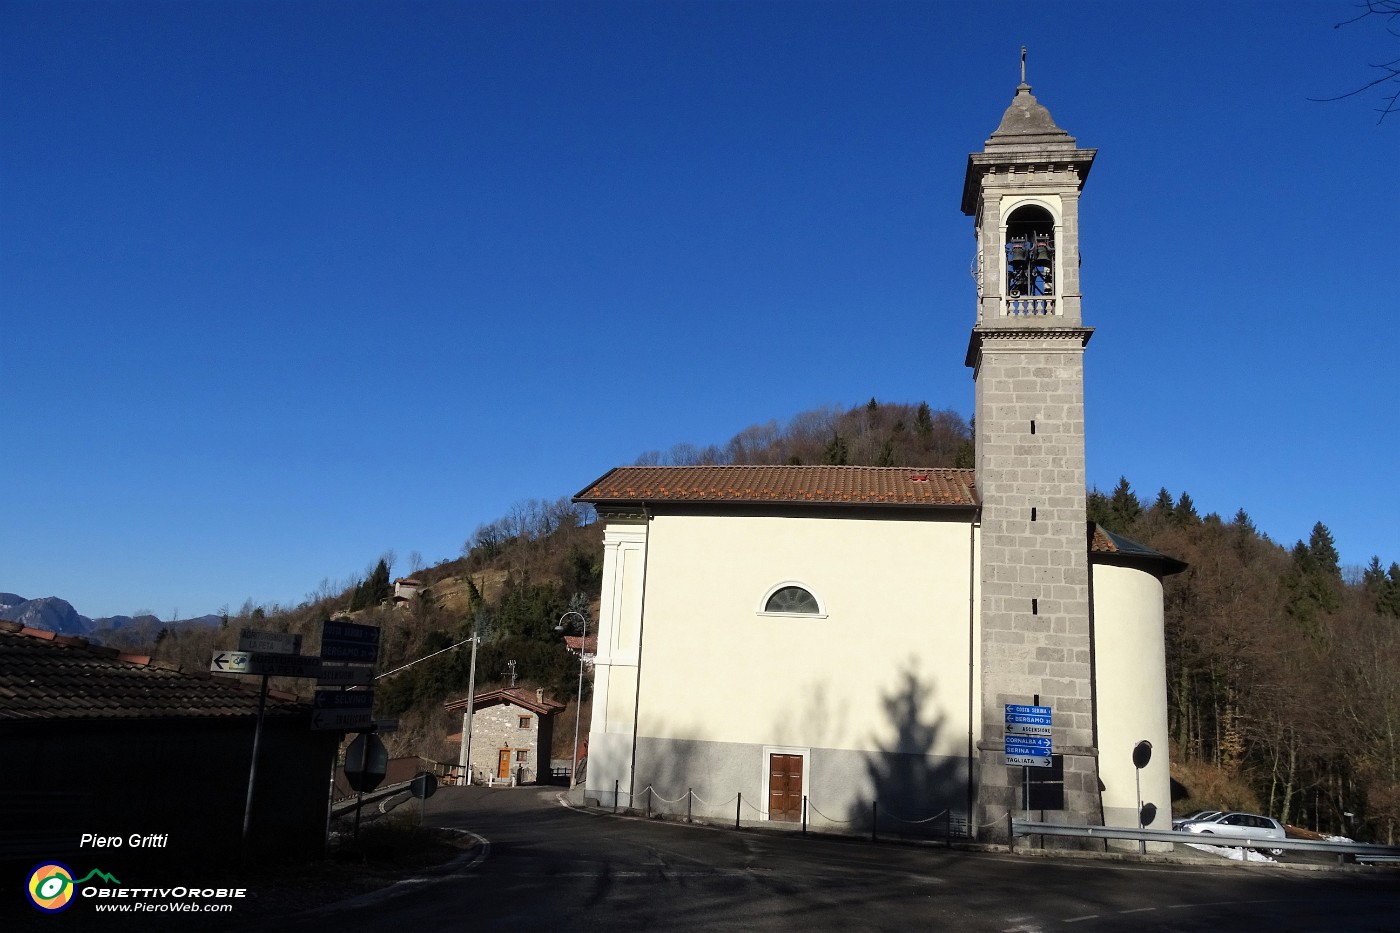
1088,481,1400,844
104,398,1397,843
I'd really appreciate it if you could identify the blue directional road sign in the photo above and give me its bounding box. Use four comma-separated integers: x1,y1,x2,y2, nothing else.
321,619,381,664
1005,704,1053,766
313,690,374,710
311,689,374,731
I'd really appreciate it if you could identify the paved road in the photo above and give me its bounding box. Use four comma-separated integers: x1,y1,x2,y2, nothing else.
285,786,1397,932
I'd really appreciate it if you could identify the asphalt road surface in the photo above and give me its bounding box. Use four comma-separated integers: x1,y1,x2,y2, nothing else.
282,786,1397,932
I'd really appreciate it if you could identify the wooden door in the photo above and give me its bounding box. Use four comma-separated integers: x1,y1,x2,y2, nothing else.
497,749,512,779
768,754,803,822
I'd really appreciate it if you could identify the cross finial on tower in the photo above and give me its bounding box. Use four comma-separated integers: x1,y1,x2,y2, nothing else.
1020,46,1027,84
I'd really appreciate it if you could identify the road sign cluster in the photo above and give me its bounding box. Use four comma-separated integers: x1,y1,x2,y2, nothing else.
211,621,382,731
1005,703,1053,767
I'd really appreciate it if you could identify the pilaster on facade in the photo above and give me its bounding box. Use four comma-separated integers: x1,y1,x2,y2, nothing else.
591,521,648,735
584,519,649,802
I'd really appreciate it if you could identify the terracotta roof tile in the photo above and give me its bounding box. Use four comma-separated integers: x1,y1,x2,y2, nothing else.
1090,525,1117,554
443,686,566,716
1089,524,1188,575
563,635,597,654
0,622,311,721
575,465,978,508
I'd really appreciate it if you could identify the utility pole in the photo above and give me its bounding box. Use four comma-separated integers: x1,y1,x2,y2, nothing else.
460,630,479,785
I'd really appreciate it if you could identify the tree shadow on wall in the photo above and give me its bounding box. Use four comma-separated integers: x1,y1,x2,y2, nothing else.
863,664,966,841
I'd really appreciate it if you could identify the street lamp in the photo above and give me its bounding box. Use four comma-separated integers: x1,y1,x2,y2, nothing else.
554,610,589,790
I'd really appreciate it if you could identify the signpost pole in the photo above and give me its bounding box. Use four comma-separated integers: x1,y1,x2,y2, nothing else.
1135,766,1144,855
241,673,269,860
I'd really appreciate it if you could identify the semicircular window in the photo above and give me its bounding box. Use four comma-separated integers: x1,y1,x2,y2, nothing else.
764,585,821,615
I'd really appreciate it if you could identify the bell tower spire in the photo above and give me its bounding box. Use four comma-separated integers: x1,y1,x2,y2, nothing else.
964,75,1101,837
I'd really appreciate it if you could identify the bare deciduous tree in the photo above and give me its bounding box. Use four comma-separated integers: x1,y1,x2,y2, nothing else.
1311,0,1400,122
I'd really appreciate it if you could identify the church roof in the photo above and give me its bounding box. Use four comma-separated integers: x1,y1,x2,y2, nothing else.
986,82,1077,149
575,465,978,509
961,81,1095,216
1089,524,1188,576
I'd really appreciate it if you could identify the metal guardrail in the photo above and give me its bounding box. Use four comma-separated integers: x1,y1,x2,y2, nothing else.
1010,818,1400,861
330,781,412,818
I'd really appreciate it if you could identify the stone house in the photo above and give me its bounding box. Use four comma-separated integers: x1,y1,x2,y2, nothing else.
444,687,564,785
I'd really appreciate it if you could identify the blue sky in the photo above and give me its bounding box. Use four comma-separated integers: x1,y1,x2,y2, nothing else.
3,1,1396,620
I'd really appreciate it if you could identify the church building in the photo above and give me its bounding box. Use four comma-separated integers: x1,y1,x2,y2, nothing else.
573,78,1183,840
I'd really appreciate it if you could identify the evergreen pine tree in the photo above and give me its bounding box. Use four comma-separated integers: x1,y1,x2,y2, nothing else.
1108,477,1142,530
1284,525,1343,625
1174,492,1200,526
1308,522,1342,583
915,402,934,435
1363,556,1386,591
822,432,849,465
1232,509,1256,534
1086,489,1112,529
1381,564,1400,618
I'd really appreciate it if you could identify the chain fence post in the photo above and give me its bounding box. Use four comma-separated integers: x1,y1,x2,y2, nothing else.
736,792,742,829
802,795,808,835
687,788,692,823
613,779,619,814
1007,811,1015,852
646,786,652,819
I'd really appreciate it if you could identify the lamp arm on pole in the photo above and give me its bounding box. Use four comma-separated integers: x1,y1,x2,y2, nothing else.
555,610,590,790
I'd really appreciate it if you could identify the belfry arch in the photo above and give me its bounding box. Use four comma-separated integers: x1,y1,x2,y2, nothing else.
1003,204,1056,298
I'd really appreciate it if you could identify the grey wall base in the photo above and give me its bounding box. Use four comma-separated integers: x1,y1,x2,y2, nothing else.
588,735,968,833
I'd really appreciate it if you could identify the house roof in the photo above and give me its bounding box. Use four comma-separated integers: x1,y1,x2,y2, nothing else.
575,465,979,509
443,686,566,716
0,621,310,722
564,635,597,655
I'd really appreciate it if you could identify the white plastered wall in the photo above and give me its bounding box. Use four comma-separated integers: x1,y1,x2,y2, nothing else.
1091,562,1172,831
634,513,975,769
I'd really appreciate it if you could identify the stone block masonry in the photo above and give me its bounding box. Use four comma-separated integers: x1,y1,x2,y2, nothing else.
973,329,1101,835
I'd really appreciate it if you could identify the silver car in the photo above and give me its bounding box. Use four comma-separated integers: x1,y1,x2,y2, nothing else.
1172,809,1221,830
1178,811,1287,856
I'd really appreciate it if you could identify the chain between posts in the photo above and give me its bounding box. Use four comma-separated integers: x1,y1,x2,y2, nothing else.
594,783,966,844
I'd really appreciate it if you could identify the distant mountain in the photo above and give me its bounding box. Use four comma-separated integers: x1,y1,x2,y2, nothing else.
91,613,164,631
0,594,220,639
89,614,220,642
0,594,91,635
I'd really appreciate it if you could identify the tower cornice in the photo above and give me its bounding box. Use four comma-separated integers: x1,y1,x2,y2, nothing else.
961,149,1096,216
964,325,1094,369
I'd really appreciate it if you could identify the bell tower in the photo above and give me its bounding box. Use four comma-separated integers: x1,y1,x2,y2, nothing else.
963,69,1101,835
